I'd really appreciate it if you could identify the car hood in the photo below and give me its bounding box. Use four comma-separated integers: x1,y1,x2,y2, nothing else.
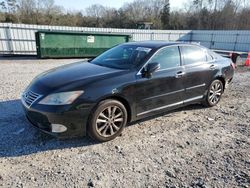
28,61,126,94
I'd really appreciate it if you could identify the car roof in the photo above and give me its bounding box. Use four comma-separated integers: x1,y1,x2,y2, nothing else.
123,41,202,49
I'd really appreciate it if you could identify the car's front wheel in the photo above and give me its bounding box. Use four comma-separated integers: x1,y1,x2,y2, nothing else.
88,99,127,142
204,79,224,107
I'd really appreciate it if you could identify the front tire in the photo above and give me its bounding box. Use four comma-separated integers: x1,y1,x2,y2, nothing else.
204,79,224,107
88,99,127,142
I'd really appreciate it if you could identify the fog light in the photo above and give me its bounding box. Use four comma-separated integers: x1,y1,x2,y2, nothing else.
51,124,67,133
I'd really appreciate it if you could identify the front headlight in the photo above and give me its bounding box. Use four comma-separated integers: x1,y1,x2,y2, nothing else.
39,91,84,105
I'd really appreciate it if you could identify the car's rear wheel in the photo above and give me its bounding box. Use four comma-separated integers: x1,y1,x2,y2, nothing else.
88,99,127,142
204,79,224,107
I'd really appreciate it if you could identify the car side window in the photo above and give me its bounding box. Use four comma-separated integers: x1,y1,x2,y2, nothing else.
147,46,181,70
181,46,207,65
208,50,221,60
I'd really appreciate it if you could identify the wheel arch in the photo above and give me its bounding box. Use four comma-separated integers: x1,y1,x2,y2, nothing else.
230,52,240,64
95,95,132,123
215,76,226,91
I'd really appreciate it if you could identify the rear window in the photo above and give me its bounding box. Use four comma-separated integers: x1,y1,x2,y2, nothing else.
208,50,222,60
181,46,207,65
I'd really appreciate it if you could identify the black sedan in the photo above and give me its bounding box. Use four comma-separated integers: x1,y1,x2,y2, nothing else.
21,41,234,142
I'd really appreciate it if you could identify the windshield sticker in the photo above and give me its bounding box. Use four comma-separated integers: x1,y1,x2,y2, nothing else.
136,47,152,53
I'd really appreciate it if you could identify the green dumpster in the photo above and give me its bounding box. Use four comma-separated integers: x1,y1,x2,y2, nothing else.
35,31,132,58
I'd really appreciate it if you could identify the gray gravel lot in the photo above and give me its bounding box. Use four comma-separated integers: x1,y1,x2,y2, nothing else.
0,57,249,187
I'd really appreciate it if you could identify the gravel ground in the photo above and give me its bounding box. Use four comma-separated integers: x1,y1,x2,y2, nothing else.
0,57,249,188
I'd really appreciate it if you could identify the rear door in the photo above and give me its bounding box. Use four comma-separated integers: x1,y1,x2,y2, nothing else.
180,45,217,102
135,46,185,117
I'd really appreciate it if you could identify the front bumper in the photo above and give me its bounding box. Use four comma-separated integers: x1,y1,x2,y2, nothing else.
21,100,93,139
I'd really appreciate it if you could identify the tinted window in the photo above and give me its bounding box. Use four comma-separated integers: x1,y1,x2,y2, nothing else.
208,50,222,60
91,45,152,69
181,46,207,65
148,46,180,70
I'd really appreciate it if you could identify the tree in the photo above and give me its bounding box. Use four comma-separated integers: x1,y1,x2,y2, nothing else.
0,0,249,30
236,7,250,29
169,11,186,29
18,0,36,23
217,0,237,29
85,4,106,27
199,8,211,29
85,4,105,18
6,0,18,13
160,0,170,29
0,1,6,11
193,0,203,10
0,1,6,21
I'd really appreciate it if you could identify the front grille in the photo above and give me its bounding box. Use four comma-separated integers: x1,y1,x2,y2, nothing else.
22,90,42,107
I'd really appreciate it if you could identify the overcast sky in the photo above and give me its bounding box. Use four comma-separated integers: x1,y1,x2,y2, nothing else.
55,0,187,11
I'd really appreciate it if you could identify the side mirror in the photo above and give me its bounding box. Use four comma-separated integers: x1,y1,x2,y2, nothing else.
87,58,94,62
142,62,160,78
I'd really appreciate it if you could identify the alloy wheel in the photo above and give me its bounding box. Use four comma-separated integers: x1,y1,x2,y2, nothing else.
208,81,223,105
95,105,124,137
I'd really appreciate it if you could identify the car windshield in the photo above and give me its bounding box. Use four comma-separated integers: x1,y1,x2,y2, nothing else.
91,45,152,69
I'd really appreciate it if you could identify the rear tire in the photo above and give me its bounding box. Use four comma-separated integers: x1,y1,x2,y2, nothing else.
88,99,127,142
203,79,223,107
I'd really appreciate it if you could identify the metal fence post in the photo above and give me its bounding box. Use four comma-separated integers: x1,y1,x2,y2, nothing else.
210,33,214,49
190,31,193,42
234,33,239,52
5,24,15,54
151,32,154,40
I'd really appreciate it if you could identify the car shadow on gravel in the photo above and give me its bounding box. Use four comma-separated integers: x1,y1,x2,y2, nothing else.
0,99,97,158
0,56,37,61
128,104,205,127
0,99,205,158
0,56,86,61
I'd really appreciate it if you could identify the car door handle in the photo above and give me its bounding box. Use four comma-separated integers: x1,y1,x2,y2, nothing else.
210,65,216,70
175,71,185,78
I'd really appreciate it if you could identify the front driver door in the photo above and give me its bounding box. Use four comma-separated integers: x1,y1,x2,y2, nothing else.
135,46,185,118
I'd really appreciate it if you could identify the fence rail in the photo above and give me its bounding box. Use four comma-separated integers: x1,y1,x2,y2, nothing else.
0,23,250,55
